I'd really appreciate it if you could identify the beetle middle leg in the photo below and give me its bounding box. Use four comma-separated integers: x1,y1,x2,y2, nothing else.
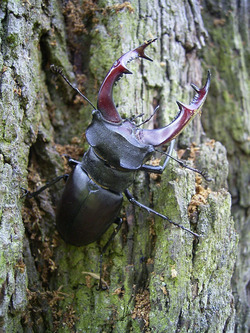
22,174,69,198
22,156,81,199
97,217,123,291
124,189,200,238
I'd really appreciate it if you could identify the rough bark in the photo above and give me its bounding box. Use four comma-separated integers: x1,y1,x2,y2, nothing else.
201,1,250,331
0,0,246,332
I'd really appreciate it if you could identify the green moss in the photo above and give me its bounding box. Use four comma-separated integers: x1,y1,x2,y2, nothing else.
6,33,19,46
201,8,249,156
0,251,6,285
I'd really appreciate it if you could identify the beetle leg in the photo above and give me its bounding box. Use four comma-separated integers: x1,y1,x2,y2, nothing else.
22,174,69,199
97,217,123,291
102,217,123,254
141,139,212,181
154,150,212,181
67,158,81,167
124,189,200,238
60,154,81,169
140,139,175,174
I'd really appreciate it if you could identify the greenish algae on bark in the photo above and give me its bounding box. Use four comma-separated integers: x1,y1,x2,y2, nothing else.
201,1,250,330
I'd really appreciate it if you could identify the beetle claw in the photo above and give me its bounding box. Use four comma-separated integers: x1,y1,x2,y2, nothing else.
96,39,210,148
176,100,188,110
96,283,109,291
97,38,157,123
21,187,30,198
191,82,203,93
138,71,211,146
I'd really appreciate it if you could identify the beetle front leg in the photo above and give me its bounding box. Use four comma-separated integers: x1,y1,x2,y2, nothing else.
141,140,211,181
124,189,200,238
140,140,175,174
156,152,212,181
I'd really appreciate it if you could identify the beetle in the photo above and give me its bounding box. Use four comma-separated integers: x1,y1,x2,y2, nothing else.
24,39,210,289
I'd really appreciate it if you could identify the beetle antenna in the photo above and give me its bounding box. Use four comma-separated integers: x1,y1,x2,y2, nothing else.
123,112,145,124
136,105,160,127
156,149,212,182
50,65,96,110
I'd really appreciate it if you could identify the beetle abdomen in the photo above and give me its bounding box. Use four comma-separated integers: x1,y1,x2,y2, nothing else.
56,164,123,246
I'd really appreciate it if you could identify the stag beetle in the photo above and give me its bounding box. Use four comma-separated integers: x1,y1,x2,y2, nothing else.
25,39,210,289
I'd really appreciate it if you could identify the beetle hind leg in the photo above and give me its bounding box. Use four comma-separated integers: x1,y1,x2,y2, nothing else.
97,217,123,291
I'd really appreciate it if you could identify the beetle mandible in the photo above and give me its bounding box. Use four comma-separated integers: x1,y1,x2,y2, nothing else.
25,39,210,288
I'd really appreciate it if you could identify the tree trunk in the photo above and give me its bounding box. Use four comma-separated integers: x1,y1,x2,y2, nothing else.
0,0,247,332
201,1,250,331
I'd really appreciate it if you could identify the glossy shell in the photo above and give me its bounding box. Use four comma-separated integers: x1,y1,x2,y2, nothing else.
56,164,123,246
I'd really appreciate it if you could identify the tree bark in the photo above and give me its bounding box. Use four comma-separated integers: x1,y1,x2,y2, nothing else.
201,1,250,331
0,0,247,332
